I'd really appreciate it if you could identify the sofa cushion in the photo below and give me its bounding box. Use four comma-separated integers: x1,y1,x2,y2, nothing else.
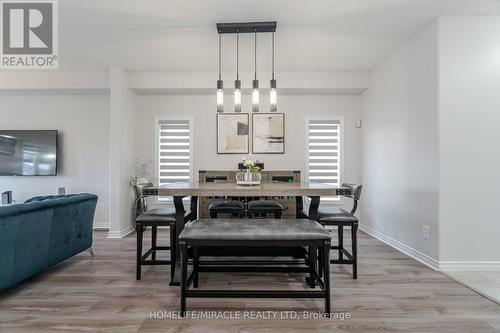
0,193,98,290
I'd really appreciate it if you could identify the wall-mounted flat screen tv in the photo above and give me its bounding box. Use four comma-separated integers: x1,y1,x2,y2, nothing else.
0,130,58,176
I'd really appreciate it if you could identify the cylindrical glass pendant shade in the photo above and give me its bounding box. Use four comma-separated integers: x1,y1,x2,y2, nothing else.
270,79,277,112
216,79,223,112
234,79,241,112
252,79,259,112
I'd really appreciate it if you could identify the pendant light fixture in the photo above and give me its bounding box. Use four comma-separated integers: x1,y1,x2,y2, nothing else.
234,30,242,112
270,31,277,112
216,22,277,113
216,34,224,112
252,32,259,112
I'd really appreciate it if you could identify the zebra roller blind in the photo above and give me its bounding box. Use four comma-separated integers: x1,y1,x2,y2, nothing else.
307,119,341,200
158,119,192,200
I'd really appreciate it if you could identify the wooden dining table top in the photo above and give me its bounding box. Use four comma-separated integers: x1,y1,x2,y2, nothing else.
146,181,350,197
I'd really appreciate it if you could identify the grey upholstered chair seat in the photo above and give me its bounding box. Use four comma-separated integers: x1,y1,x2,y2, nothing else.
209,199,244,211
248,200,284,212
318,207,358,223
179,219,331,241
136,208,176,223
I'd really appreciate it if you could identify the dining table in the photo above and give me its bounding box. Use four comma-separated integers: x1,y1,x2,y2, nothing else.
143,181,351,285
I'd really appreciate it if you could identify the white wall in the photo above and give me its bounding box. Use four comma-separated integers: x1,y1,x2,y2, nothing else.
108,67,138,238
361,21,440,266
134,94,362,206
0,94,110,227
438,17,500,265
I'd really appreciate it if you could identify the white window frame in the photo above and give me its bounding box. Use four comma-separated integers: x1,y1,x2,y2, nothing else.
154,116,194,204
304,116,344,204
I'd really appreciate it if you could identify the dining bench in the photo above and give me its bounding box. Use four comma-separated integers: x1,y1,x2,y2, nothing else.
178,218,332,316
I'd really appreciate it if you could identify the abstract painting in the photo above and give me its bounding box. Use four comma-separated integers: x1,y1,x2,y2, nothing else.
252,113,285,154
217,113,249,154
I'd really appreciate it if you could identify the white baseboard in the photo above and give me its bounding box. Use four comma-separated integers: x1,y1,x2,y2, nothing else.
107,225,135,239
93,221,109,230
439,261,500,272
360,224,439,271
360,224,500,272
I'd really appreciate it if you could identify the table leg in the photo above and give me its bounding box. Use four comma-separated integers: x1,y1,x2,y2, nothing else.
171,196,186,286
170,196,198,285
308,196,320,221
189,196,198,221
295,196,308,218
295,196,321,220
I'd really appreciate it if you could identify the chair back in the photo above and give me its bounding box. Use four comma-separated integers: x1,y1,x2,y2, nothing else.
341,183,362,214
133,182,154,217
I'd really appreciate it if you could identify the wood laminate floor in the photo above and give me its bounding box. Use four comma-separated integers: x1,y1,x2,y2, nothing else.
1,230,499,333
447,271,500,305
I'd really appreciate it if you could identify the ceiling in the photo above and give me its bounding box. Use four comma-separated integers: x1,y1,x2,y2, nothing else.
59,0,500,72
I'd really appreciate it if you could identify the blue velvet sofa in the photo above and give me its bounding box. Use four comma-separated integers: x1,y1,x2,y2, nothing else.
0,194,98,290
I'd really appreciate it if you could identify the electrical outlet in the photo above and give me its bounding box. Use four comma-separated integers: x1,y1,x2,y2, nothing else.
421,225,430,240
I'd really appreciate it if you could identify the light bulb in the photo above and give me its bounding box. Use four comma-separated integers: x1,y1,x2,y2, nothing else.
234,79,241,112
252,79,259,112
270,79,277,112
216,80,223,112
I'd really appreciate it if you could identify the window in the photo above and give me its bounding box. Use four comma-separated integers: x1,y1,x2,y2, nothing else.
306,118,343,201
156,118,193,201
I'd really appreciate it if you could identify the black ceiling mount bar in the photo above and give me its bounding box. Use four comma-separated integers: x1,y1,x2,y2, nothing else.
217,21,277,34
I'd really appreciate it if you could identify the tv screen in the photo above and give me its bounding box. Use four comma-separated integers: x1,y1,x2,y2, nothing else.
0,130,58,176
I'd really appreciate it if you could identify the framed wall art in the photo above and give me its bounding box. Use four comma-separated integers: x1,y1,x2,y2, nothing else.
217,113,249,154
252,113,284,154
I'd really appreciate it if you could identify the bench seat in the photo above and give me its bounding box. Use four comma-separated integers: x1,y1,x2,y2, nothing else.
178,218,332,316
180,218,331,241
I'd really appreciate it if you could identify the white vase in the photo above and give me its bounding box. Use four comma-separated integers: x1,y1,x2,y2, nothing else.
236,170,262,185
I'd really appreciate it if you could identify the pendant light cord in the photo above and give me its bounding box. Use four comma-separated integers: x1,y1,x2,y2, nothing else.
236,31,239,81
254,32,257,80
272,31,275,80
218,34,222,81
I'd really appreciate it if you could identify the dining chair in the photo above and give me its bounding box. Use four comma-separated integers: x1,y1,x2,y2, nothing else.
317,183,362,279
247,176,288,218
207,177,245,218
134,182,176,280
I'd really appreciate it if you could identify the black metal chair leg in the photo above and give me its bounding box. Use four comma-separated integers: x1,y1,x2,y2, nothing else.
180,241,187,317
151,226,157,261
169,224,176,282
193,246,199,288
275,211,282,219
352,222,358,279
308,246,317,288
323,240,331,314
136,223,143,280
318,247,324,278
338,226,344,260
